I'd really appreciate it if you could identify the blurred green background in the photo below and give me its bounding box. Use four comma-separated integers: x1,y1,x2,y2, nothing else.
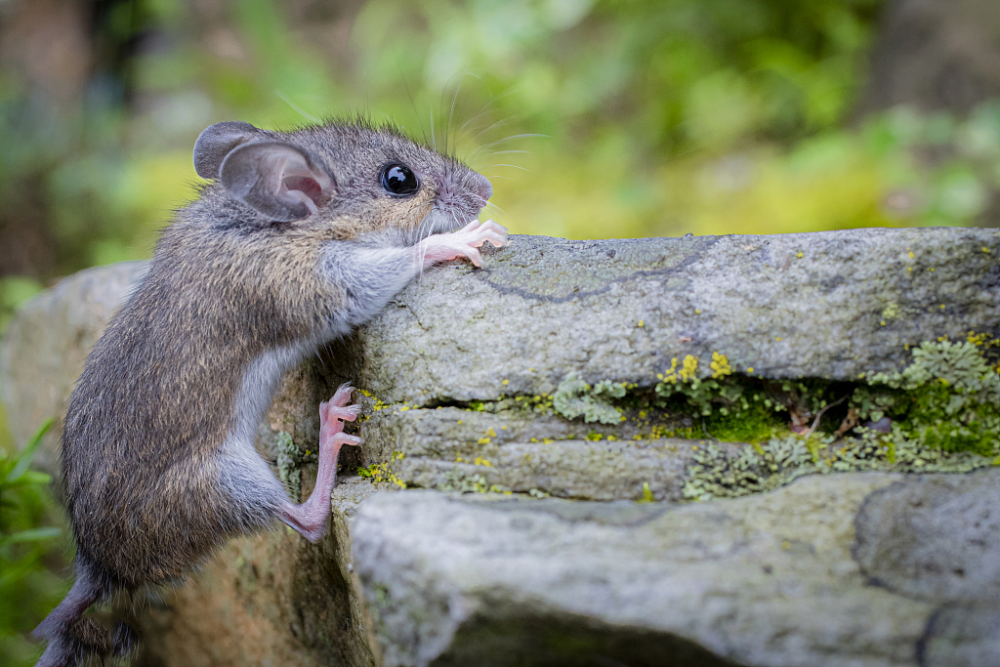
3,0,1000,663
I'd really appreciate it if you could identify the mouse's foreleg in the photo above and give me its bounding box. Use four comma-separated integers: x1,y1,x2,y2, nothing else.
278,383,361,542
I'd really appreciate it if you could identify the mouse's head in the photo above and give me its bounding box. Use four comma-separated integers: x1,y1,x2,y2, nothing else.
193,119,492,242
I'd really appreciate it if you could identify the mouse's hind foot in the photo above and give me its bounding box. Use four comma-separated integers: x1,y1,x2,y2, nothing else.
279,383,362,543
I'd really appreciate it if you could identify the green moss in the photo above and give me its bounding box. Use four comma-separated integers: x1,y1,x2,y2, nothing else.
701,400,785,443
358,336,1000,500
440,469,507,494
683,339,1000,500
859,340,1000,456
683,426,996,501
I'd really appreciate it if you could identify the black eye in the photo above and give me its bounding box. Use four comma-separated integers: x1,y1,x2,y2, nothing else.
381,164,420,196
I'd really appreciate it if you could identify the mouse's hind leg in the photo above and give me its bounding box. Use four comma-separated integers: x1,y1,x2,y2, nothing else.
278,383,361,542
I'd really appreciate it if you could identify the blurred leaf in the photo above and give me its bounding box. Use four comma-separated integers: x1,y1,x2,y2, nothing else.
0,527,61,547
6,419,54,486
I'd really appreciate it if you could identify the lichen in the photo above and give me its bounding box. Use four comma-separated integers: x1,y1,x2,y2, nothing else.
552,373,628,424
358,451,407,489
684,338,1000,500
440,469,508,494
860,339,1000,455
683,426,996,501
356,335,1000,501
275,431,301,501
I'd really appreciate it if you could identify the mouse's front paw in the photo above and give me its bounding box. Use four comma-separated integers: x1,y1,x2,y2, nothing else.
420,219,508,268
460,219,508,248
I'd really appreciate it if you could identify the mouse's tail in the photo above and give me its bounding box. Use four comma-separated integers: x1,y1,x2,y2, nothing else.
32,558,138,667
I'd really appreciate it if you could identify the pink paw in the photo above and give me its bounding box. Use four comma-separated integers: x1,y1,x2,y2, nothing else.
319,384,361,444
321,385,360,422
330,383,355,408
419,219,508,268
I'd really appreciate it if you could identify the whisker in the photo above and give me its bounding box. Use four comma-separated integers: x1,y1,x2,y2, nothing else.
446,73,466,157
415,209,439,281
469,116,521,144
389,45,428,144
274,90,320,123
458,87,519,134
458,99,506,134
483,163,531,172
430,108,436,150
476,134,548,149
481,149,530,156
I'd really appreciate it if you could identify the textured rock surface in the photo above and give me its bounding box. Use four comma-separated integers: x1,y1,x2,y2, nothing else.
2,227,999,667
352,470,1000,667
334,227,1000,405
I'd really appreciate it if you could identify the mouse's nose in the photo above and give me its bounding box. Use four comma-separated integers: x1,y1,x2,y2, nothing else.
472,173,493,203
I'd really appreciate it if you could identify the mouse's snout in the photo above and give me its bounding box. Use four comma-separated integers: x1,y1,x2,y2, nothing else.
471,172,493,204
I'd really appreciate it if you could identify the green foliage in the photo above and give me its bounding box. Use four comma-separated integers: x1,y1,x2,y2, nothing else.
850,386,901,422
0,419,69,667
685,339,1000,501
683,422,996,502
862,340,1000,456
3,0,996,286
649,354,786,441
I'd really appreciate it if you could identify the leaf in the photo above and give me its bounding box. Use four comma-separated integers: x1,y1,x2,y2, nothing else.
6,417,55,485
0,526,61,546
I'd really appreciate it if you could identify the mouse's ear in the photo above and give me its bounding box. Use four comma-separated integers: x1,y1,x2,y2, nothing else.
219,141,333,222
193,121,263,179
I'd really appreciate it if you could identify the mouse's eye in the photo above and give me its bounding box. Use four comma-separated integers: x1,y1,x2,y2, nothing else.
381,164,420,196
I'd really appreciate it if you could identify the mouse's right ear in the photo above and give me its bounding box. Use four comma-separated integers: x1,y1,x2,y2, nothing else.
193,121,262,179
218,141,333,222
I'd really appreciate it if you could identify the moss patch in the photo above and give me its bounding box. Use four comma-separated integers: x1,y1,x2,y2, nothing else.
355,336,1000,500
683,337,1000,500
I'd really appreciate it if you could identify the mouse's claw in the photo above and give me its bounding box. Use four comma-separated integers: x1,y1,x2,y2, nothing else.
330,383,354,407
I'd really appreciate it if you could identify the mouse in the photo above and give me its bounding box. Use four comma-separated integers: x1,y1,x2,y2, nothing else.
32,118,507,667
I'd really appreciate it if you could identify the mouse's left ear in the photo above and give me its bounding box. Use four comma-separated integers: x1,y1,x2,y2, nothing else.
193,121,263,179
218,141,333,222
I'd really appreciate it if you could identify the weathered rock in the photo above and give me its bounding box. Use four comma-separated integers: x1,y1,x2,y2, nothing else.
2,227,999,667
854,470,1000,603
337,226,1000,501
0,261,148,474
335,227,1000,405
352,470,1000,667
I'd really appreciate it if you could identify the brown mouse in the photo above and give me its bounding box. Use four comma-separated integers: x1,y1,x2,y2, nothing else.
32,119,507,666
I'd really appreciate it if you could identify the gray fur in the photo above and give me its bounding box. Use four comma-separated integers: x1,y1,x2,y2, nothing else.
34,118,493,666
192,120,261,179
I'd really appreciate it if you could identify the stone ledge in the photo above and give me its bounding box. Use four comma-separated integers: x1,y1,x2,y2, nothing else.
2,227,998,667
352,469,1000,667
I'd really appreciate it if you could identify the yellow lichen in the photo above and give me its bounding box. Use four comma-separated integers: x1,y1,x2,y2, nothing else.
710,352,732,379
